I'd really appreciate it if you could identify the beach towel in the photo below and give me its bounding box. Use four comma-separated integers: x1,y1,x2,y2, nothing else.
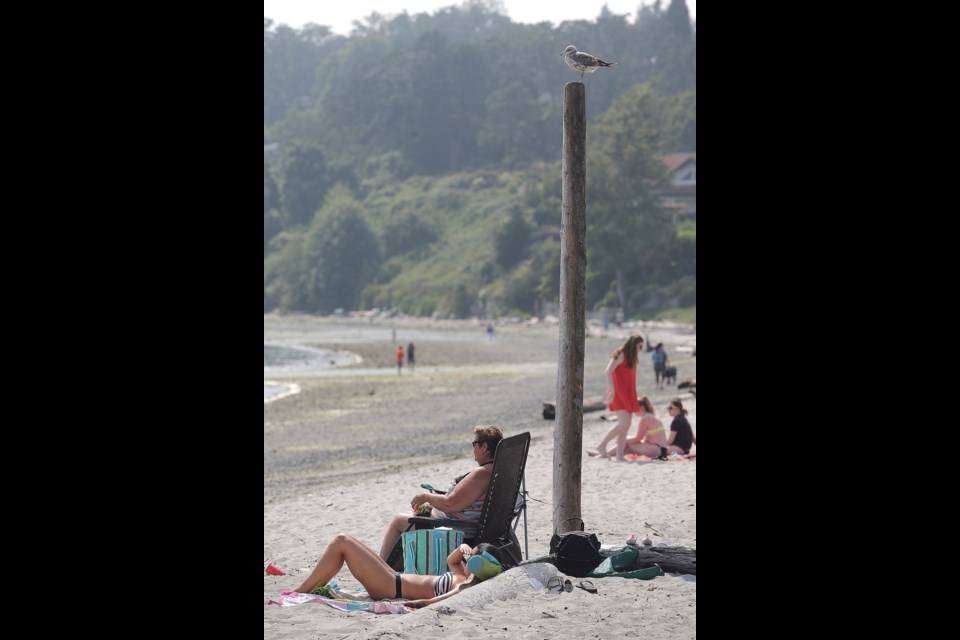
267,590,411,614
624,453,696,462
587,546,665,580
402,527,462,575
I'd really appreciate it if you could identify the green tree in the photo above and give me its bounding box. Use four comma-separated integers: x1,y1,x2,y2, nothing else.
279,143,331,229
300,185,381,313
494,210,533,269
477,82,542,165
587,82,672,313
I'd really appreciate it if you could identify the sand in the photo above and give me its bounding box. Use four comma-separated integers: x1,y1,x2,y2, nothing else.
264,314,696,638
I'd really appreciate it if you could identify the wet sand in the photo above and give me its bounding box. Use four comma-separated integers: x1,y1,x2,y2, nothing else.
264,314,696,503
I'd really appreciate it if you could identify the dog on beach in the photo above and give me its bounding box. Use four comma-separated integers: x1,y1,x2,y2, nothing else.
663,366,677,386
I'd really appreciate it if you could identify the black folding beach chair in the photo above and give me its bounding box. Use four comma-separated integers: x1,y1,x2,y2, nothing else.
387,431,531,570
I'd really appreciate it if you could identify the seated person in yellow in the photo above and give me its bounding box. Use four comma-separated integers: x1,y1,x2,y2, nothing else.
592,397,668,459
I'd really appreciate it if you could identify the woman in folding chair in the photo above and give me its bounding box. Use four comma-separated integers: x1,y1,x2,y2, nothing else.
294,534,505,607
378,425,503,561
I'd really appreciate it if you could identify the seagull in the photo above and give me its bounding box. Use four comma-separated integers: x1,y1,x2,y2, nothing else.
562,45,616,81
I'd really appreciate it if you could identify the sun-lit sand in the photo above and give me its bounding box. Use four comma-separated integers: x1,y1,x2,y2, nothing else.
264,315,696,638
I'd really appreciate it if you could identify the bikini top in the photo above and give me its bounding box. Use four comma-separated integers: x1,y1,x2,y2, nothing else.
434,571,455,596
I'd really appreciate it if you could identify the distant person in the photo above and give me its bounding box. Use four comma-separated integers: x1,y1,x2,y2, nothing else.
486,323,494,342
615,309,624,329
587,334,644,460
396,345,404,374
665,398,697,455
603,318,610,332
407,342,416,372
651,343,669,390
590,396,667,460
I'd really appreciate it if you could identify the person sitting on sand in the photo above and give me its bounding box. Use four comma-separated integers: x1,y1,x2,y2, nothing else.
378,425,503,561
665,398,696,455
294,534,505,609
590,396,668,460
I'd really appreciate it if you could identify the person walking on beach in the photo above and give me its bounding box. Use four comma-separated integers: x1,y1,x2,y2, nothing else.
651,343,669,390
407,342,416,372
486,323,494,342
379,425,503,561
395,345,404,374
293,534,504,608
665,398,697,455
587,334,644,461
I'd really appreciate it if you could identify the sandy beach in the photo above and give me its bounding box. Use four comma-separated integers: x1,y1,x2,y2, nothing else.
264,314,696,638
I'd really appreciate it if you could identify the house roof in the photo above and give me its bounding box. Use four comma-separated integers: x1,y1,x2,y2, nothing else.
660,152,696,173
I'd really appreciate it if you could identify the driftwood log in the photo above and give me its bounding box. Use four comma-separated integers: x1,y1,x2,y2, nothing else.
677,377,696,396
543,395,606,420
624,546,697,575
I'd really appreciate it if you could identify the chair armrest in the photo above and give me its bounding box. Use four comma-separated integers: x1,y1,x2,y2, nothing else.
406,517,479,535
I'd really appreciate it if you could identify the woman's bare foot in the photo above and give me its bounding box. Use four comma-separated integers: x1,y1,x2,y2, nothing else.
586,449,611,458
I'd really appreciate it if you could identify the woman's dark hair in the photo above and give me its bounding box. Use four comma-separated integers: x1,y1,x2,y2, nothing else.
475,542,504,564
473,425,504,452
669,398,689,416
612,334,644,368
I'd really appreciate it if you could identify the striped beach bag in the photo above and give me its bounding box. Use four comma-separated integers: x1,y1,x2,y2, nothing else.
402,528,463,575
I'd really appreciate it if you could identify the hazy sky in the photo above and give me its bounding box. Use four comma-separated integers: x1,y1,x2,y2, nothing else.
264,0,696,36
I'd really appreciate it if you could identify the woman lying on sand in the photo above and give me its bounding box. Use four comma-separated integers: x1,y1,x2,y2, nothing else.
294,534,504,609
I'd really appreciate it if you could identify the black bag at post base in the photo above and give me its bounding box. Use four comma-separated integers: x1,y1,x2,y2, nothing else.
550,518,603,578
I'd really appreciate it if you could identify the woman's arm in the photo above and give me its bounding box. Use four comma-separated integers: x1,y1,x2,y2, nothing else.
604,354,623,401
404,580,475,609
413,466,492,514
667,429,677,445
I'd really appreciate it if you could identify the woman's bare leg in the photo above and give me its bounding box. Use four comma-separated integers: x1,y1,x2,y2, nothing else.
295,533,397,598
590,411,631,458
625,442,662,457
613,412,633,461
379,512,414,560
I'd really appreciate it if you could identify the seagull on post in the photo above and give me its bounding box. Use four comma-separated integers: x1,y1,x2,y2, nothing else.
562,45,616,81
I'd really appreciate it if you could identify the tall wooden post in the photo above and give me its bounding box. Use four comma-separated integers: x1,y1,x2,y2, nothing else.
554,82,587,534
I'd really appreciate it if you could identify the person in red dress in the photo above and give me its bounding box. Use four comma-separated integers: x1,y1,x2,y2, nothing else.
588,333,644,460
395,345,404,374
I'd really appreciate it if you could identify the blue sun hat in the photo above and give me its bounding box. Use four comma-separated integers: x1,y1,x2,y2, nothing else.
466,550,503,581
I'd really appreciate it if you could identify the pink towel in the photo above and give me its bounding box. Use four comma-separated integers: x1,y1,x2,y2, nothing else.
268,590,411,614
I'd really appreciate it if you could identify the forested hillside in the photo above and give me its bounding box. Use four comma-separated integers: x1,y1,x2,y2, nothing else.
264,0,696,321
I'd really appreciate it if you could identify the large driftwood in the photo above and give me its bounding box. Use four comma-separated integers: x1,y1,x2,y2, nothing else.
543,395,606,420
625,546,697,575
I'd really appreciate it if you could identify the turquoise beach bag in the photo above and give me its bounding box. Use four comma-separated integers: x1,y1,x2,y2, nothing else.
402,528,463,575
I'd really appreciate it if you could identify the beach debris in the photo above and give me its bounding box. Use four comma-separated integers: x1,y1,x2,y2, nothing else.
265,563,285,576
543,395,606,420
